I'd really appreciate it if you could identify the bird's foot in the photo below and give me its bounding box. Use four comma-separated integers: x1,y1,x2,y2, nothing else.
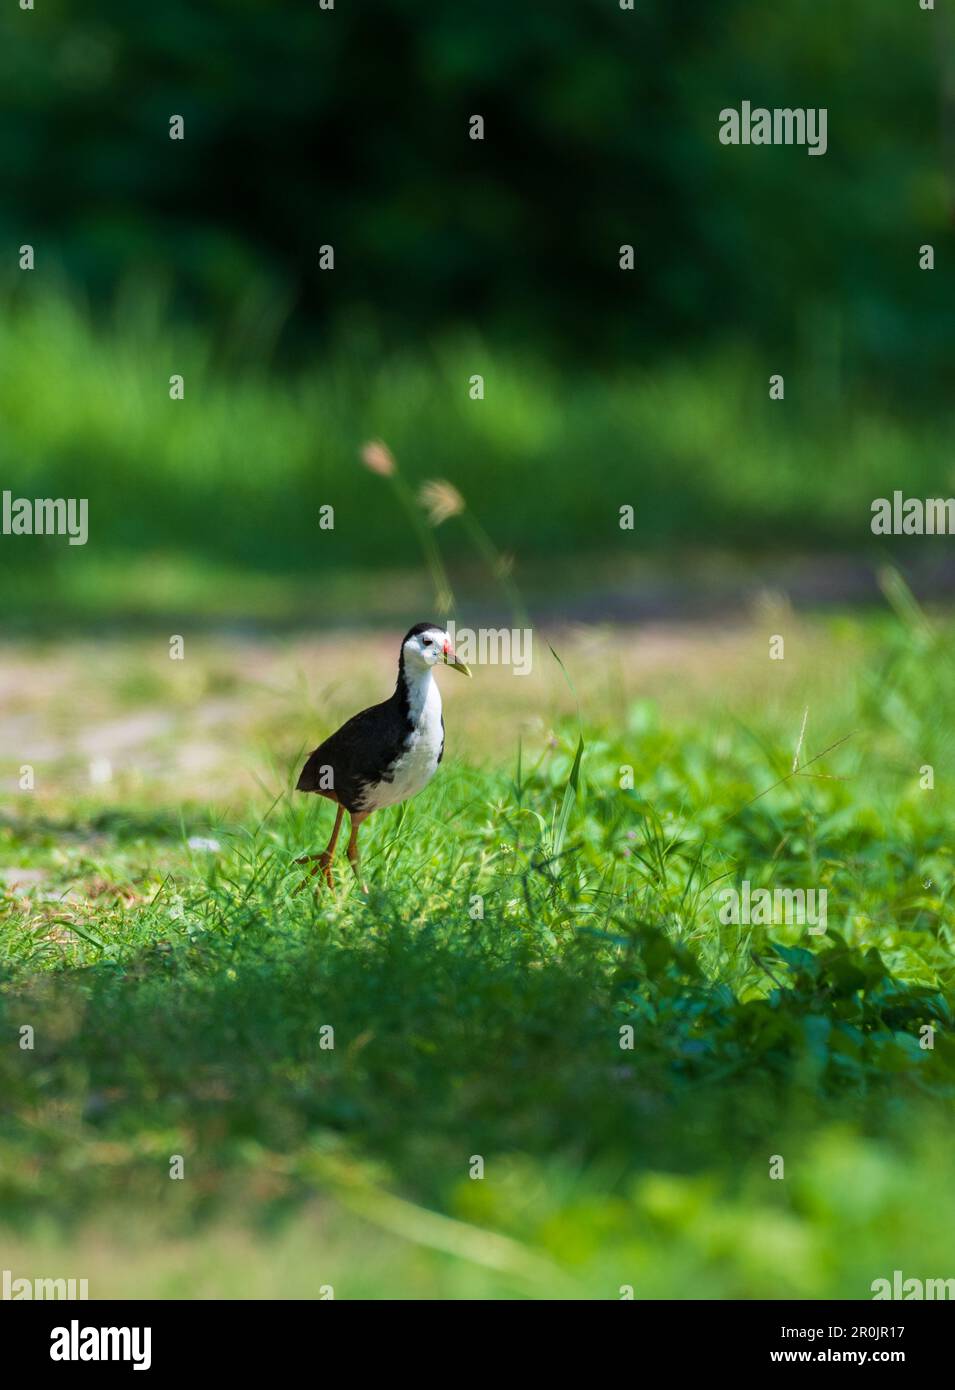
293,850,335,893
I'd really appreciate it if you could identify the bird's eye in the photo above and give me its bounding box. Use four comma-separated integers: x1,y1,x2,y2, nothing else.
422,638,433,647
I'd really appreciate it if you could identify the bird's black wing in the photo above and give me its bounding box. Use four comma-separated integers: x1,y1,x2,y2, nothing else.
297,697,411,812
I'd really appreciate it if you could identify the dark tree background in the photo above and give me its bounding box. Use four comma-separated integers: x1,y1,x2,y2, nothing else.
1,0,951,390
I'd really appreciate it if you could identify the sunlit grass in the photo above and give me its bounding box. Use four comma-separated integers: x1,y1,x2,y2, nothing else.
1,600,954,1296
2,289,954,628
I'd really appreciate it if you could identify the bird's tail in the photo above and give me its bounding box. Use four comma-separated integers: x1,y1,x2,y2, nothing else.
296,748,328,793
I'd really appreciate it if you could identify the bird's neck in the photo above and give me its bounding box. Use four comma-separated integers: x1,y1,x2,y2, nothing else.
397,663,440,728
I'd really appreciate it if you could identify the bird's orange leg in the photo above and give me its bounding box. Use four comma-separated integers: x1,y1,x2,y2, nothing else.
346,812,369,894
295,803,344,892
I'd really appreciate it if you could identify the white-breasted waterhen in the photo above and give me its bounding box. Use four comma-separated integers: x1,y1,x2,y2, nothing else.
295,623,471,891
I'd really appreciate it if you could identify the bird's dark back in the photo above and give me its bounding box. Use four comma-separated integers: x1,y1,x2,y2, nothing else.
296,696,413,811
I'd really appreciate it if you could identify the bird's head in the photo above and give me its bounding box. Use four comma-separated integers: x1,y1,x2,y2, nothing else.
401,623,471,676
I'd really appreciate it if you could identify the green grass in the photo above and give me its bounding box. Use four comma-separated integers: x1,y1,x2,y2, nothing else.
2,592,954,1297
2,288,955,628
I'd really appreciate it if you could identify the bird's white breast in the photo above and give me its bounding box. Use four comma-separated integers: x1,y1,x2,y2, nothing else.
362,673,444,811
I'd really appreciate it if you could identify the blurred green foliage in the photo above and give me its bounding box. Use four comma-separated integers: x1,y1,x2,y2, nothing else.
1,2,953,609
0,0,952,388
2,292,955,621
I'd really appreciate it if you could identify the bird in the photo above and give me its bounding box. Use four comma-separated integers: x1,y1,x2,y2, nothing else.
295,623,471,891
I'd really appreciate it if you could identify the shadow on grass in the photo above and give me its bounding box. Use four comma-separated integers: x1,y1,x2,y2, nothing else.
1,896,951,1235
0,807,214,847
